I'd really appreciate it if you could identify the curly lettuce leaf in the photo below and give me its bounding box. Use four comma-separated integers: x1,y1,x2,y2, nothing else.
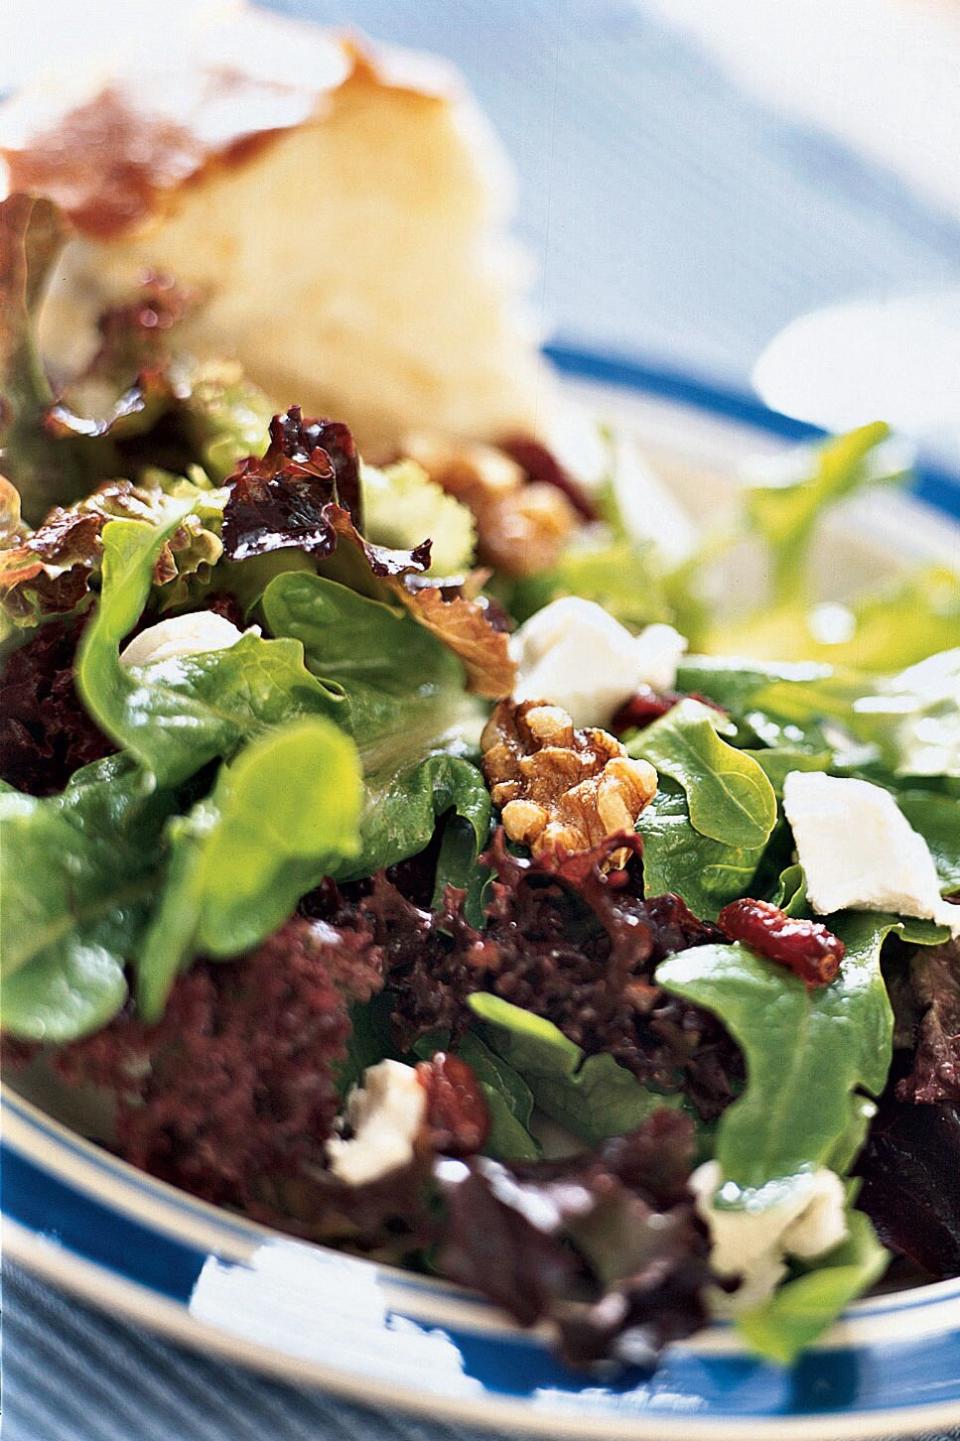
0,755,178,1040
136,717,363,1020
361,460,476,576
657,912,949,1194
468,993,682,1147
77,513,340,786
737,1206,888,1365
262,569,491,881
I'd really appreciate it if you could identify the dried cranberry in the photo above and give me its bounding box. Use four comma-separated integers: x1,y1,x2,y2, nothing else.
611,686,679,733
611,688,727,736
717,898,844,986
417,1053,490,1157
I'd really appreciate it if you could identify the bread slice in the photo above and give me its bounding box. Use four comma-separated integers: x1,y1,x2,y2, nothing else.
0,6,554,450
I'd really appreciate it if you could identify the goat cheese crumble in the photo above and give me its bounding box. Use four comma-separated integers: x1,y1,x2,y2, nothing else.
326,1059,427,1187
120,612,253,667
783,771,960,935
511,596,687,727
690,1162,849,1312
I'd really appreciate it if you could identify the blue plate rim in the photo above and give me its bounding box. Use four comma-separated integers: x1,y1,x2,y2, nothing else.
4,348,960,1439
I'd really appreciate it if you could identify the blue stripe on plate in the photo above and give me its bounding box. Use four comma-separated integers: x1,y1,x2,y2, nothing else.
543,343,960,521
1,1146,206,1304
5,1136,960,1420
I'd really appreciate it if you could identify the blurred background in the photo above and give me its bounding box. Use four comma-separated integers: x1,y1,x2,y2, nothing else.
3,0,959,425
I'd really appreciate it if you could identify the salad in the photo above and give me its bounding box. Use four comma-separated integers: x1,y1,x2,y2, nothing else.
2,194,959,1374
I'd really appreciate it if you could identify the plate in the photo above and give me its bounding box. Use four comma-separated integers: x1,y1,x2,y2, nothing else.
4,350,960,1440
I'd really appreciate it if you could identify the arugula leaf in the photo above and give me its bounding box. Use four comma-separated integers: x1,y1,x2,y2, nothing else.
632,698,777,849
136,717,363,1020
637,782,767,919
746,747,833,795
743,422,905,605
657,911,948,1192
737,1207,888,1365
708,566,960,673
77,515,340,786
0,756,178,1040
851,649,960,778
262,570,490,882
468,993,681,1147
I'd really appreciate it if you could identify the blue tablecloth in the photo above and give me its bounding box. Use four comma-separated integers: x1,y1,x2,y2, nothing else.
5,2,960,1438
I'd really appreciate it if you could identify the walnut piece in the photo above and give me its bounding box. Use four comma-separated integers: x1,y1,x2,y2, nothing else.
402,431,577,577
481,698,658,862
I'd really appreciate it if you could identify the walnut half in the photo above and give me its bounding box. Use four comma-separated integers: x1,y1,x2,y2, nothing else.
481,699,658,862
402,431,576,578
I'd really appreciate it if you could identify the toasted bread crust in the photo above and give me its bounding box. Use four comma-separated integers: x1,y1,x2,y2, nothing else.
0,30,453,239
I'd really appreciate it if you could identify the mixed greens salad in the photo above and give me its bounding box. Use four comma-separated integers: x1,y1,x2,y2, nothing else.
2,195,959,1372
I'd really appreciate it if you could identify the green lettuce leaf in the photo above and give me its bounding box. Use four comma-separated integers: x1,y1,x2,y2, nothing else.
632,698,777,848
136,717,363,1019
629,699,778,916
361,460,475,576
77,514,340,786
468,993,681,1147
656,911,948,1193
262,570,490,881
736,1207,888,1365
0,756,178,1040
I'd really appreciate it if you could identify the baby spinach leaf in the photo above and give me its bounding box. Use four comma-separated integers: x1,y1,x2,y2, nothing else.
263,570,490,883
468,993,681,1148
0,755,178,1040
630,702,778,917
631,698,777,850
657,912,948,1193
77,516,341,786
136,717,363,1020
737,1207,888,1365
746,747,833,796
638,786,766,919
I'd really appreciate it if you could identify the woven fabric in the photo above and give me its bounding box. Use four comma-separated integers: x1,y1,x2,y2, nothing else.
4,2,960,1437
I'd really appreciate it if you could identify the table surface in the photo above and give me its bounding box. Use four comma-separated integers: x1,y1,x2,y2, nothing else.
4,2,960,1438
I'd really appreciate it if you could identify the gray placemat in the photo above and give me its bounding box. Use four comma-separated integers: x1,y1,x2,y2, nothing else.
4,2,960,1437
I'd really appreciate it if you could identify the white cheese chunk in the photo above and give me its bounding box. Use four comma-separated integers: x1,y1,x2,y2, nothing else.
783,771,960,935
119,612,250,668
690,1161,848,1313
511,596,687,727
326,1059,427,1188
